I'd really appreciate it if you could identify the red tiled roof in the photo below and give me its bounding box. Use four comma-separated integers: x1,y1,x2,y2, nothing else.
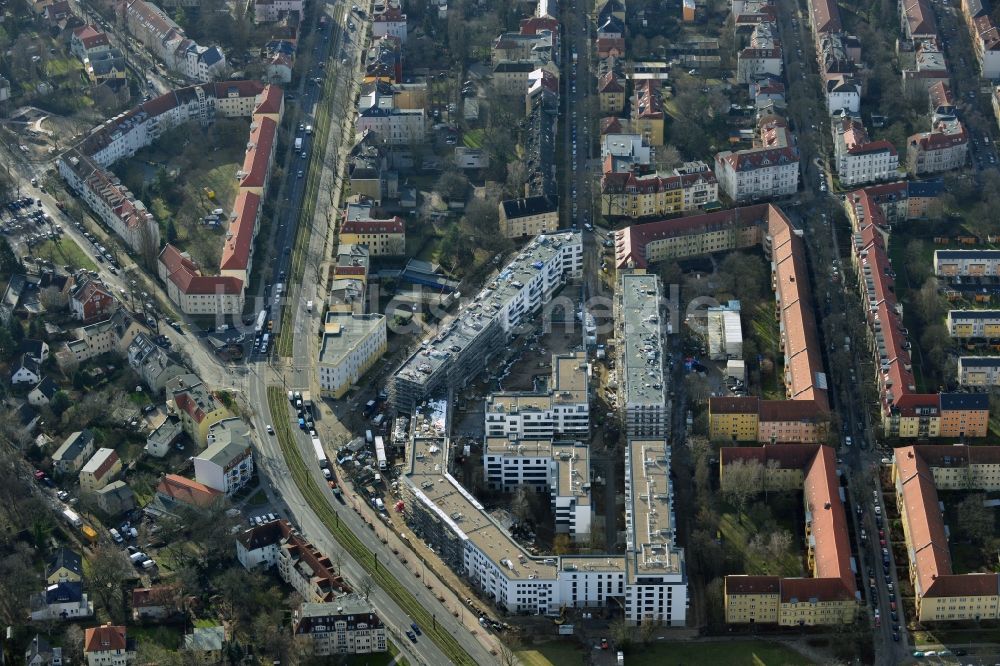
156,473,221,508
725,575,779,595
85,624,126,653
158,245,243,296
810,0,842,33
254,84,284,115
341,217,405,235
240,117,277,189
220,191,260,271
89,449,120,481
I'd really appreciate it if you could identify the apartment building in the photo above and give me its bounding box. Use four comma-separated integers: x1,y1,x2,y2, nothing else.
825,75,861,115
935,249,1000,276
79,448,121,495
832,116,899,186
293,597,387,656
401,425,686,623
339,203,405,255
900,0,938,43
947,310,1000,337
483,438,592,538
194,418,254,495
120,0,225,81
70,25,111,61
317,313,387,399
485,352,589,439
907,117,969,175
715,116,799,202
52,430,96,475
390,232,582,411
957,356,1000,386
600,169,718,219
617,273,668,439
498,195,559,238
894,446,1000,621
372,3,407,41
632,80,665,145
708,397,827,442
722,445,857,625
253,0,302,23
167,374,232,448
356,85,425,145
849,198,990,437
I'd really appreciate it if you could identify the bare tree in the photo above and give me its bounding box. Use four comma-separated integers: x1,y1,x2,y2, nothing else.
720,458,763,520
357,574,375,601
89,545,130,620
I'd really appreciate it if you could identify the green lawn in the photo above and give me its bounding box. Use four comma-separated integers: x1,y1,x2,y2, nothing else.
463,129,485,149
624,641,814,666
33,237,97,271
128,625,182,650
516,640,586,666
245,489,268,506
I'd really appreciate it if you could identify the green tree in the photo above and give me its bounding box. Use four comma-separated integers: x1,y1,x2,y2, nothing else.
7,319,23,343
49,391,71,417
166,218,178,244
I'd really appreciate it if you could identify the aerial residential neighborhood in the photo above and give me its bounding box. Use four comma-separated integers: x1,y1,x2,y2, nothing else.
4,0,1000,661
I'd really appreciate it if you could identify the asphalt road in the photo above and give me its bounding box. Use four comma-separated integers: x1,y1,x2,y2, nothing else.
776,2,911,663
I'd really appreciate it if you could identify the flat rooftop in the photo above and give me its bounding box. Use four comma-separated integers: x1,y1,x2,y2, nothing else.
395,231,581,388
487,351,589,412
626,439,684,579
318,313,384,365
407,435,560,580
619,273,665,409
483,437,591,506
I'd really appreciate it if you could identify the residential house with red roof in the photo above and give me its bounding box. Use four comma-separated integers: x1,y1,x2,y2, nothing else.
152,474,223,515
339,200,405,255
832,115,899,186
722,445,858,625
84,624,135,666
70,25,111,61
600,167,718,219
79,448,121,495
894,446,1000,621
632,80,665,145
70,277,115,324
715,115,799,202
907,116,969,174
166,373,232,447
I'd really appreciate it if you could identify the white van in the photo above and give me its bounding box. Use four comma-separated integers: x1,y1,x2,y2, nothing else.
141,559,156,570
129,552,147,564
365,430,374,444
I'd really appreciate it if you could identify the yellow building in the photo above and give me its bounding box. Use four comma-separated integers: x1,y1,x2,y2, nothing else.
80,448,121,495
947,310,1000,338
709,397,760,441
339,217,406,256
894,446,1000,622
722,446,857,626
598,73,625,114
600,170,718,219
168,374,233,449
498,195,559,238
633,80,665,146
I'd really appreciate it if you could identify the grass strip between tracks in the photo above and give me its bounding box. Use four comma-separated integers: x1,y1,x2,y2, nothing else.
267,387,477,665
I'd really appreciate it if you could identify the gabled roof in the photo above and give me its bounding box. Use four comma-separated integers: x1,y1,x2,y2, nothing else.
32,376,60,400
84,624,127,653
219,191,260,271
47,547,82,578
156,474,222,508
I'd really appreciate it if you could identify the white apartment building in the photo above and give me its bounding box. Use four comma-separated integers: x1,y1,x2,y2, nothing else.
194,418,254,495
356,86,424,145
372,4,407,42
714,118,799,202
833,117,899,186
391,232,583,411
253,0,303,23
623,439,687,625
617,273,668,439
484,352,589,439
293,598,387,655
958,357,1000,387
947,310,1000,337
483,438,592,538
318,313,387,399
826,75,861,115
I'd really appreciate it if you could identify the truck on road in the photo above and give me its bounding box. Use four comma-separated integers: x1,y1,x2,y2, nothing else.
312,436,328,468
295,137,303,151
62,508,83,528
